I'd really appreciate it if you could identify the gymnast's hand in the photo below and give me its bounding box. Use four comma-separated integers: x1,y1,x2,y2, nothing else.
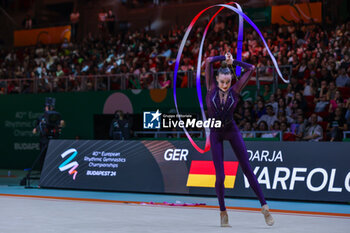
225,52,233,65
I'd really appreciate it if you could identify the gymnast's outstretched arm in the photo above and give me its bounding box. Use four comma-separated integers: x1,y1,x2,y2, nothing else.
232,60,255,93
205,55,225,91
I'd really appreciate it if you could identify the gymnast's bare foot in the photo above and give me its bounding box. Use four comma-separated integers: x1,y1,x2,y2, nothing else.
220,210,231,227
261,204,275,226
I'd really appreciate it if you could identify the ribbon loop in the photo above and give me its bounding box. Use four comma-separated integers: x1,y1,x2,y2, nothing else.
173,3,289,154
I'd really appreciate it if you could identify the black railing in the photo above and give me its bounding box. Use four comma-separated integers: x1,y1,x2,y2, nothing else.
0,65,292,94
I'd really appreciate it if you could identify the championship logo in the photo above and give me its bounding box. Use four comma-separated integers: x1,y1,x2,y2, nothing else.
58,148,79,180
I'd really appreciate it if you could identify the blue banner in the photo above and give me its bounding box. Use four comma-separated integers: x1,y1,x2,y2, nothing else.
40,140,350,203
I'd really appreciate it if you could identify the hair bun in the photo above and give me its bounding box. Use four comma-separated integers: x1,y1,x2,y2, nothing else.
218,66,231,75
221,61,228,68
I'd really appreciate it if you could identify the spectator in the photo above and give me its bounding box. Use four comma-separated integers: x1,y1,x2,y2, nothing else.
327,81,337,101
267,94,278,115
262,84,272,101
272,120,281,131
255,99,266,118
275,88,283,99
106,10,116,36
277,97,291,116
280,121,290,134
270,120,282,138
345,99,350,125
23,15,33,29
314,95,329,113
243,100,254,114
277,109,294,124
109,110,131,140
98,8,107,35
239,108,254,128
257,105,278,129
303,78,317,96
327,107,348,141
303,113,323,141
242,121,254,138
328,90,344,113
290,77,303,92
294,91,308,111
335,68,350,87
70,8,80,42
288,99,301,119
159,75,171,89
214,16,225,33
320,67,333,83
257,120,274,138
315,80,328,100
285,84,294,104
297,59,307,79
290,114,306,141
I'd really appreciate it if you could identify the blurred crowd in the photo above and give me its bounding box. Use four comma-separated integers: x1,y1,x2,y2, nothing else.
0,13,349,141
235,84,349,142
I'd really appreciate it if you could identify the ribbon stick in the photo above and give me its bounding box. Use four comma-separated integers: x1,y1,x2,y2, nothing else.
173,3,289,154
234,3,243,76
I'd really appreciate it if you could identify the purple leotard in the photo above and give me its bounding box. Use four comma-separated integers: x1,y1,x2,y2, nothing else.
205,55,266,211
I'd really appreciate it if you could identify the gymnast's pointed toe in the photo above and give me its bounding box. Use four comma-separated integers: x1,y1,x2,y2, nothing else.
220,211,232,227
261,204,275,226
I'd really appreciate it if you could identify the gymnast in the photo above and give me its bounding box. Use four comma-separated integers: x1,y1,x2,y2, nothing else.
205,52,274,227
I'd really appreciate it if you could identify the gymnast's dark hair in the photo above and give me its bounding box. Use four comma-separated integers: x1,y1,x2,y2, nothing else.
218,61,232,76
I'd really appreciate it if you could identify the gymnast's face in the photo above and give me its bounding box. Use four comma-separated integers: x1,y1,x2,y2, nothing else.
216,74,232,92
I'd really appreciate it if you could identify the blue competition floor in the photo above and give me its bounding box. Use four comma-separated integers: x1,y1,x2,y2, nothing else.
1,186,349,217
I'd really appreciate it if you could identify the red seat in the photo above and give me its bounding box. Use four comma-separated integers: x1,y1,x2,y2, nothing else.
306,103,315,112
247,80,256,86
318,121,328,132
304,95,315,104
321,132,327,141
318,122,328,141
283,132,296,141
305,111,313,118
317,111,329,119
338,87,350,99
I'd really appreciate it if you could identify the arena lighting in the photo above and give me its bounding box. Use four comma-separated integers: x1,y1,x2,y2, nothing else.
173,3,290,153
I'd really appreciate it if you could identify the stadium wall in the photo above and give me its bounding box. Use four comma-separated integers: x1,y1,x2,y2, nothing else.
0,85,311,170
1,88,223,169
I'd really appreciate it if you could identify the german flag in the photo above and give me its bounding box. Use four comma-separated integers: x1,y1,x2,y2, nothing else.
186,161,239,188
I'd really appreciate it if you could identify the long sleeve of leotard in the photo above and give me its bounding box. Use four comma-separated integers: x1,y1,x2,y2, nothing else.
233,60,254,70
232,60,255,93
205,55,225,91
